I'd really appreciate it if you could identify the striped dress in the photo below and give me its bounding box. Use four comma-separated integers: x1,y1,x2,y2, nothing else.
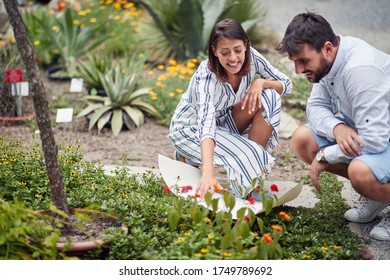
168,47,292,197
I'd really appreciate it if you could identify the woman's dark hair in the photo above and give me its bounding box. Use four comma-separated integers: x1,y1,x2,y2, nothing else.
276,12,339,56
208,18,251,82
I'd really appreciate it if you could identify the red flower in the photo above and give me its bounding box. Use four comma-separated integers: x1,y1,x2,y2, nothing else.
163,186,171,193
193,193,201,198
57,1,66,11
270,184,279,192
244,215,251,222
247,196,255,205
181,185,193,193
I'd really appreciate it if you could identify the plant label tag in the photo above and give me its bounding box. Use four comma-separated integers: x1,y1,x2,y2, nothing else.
70,78,83,92
56,108,73,123
6,68,23,84
11,82,29,96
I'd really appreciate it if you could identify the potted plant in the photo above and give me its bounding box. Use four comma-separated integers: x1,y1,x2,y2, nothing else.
0,31,35,124
76,54,113,96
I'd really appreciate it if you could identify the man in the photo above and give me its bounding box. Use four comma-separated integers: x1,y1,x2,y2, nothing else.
276,12,390,241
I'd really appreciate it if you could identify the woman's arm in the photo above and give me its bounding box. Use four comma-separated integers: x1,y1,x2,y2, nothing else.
196,138,219,197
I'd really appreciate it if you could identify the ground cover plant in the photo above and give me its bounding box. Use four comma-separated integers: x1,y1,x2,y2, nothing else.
0,136,363,259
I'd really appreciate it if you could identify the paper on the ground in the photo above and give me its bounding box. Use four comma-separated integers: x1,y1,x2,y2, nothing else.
158,154,302,219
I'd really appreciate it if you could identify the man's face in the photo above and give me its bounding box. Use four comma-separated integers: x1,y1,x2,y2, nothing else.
288,43,332,83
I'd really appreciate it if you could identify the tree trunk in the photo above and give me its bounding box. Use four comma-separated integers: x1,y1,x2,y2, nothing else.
3,0,69,213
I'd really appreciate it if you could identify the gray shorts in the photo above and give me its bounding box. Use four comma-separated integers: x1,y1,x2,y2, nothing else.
307,124,390,184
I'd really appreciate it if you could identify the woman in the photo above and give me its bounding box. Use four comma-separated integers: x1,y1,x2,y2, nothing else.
168,18,292,199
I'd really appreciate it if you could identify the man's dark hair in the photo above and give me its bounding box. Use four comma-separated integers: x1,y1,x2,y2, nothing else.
208,18,251,82
276,12,339,56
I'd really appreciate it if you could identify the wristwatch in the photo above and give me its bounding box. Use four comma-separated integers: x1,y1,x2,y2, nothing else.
315,149,327,162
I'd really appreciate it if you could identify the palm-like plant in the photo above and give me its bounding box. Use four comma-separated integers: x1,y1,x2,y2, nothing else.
138,0,266,62
76,66,160,136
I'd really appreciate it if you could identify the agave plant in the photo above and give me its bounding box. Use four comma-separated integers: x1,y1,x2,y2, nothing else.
138,0,266,62
76,65,160,136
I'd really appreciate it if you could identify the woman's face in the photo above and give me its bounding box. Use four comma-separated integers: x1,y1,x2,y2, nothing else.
213,38,247,77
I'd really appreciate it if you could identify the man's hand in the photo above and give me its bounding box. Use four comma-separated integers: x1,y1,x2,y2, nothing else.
333,123,363,157
310,158,328,193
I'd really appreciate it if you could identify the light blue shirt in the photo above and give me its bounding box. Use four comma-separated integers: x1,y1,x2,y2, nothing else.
307,36,390,163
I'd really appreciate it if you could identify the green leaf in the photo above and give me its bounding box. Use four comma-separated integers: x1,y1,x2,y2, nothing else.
122,105,144,127
88,106,112,131
167,209,180,231
201,0,226,49
223,191,235,211
76,103,103,118
177,0,203,58
111,109,123,136
97,111,112,133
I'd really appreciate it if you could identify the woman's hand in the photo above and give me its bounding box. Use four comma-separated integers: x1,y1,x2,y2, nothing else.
196,170,219,198
241,78,264,114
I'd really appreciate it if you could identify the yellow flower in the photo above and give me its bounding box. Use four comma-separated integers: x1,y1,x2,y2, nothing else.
74,19,81,25
204,217,211,223
186,61,196,69
168,92,175,97
169,59,177,66
321,246,329,251
148,70,154,76
178,237,185,243
200,248,209,253
176,89,184,94
303,254,312,259
51,25,60,31
156,81,165,88
0,40,5,47
157,64,165,70
333,245,340,249
184,231,192,236
223,252,232,257
90,18,97,23
78,11,87,16
194,253,202,257
208,234,214,239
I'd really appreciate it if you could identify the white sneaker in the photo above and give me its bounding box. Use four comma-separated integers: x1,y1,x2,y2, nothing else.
370,215,390,241
344,196,389,223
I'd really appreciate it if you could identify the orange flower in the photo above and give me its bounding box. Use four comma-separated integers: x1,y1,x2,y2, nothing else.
193,193,201,198
213,183,224,192
271,225,283,232
279,211,291,222
270,184,279,192
262,234,272,243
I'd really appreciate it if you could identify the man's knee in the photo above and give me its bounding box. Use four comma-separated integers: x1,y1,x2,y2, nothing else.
291,125,317,160
348,160,376,191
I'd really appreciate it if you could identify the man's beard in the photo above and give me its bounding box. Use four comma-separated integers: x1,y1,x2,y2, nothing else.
304,55,332,83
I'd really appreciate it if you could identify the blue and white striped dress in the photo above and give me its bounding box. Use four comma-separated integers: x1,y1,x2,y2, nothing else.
168,47,292,197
